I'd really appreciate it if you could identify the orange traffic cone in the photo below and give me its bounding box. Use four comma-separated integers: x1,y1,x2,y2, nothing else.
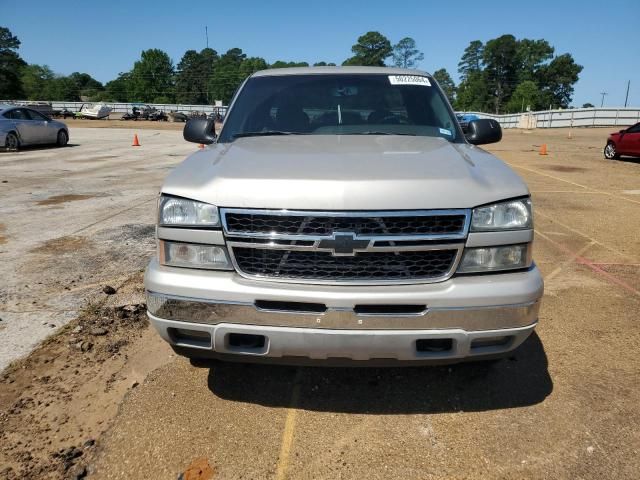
198,143,205,149
132,134,140,147
539,143,548,155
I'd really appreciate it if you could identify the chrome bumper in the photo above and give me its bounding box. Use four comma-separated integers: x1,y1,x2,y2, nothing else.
148,314,536,362
147,291,540,331
144,260,542,363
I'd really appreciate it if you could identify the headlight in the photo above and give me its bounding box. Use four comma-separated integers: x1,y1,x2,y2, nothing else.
160,241,232,270
471,198,532,231
159,195,219,227
457,244,531,273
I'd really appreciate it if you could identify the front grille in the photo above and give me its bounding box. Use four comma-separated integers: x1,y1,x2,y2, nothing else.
232,248,457,281
222,208,469,284
224,212,466,236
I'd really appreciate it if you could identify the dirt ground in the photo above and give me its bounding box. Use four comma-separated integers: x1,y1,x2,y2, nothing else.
1,126,639,479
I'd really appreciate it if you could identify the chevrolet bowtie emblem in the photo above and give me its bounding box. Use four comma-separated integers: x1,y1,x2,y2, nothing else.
318,232,369,256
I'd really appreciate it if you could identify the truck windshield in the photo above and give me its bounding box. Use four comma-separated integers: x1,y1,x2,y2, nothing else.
218,73,459,143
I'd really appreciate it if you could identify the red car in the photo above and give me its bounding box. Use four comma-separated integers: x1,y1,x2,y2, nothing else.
604,122,640,159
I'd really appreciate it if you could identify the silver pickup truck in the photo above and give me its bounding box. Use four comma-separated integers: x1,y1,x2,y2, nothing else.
145,66,543,366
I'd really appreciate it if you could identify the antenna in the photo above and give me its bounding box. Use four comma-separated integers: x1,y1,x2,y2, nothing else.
205,26,209,49
600,92,608,108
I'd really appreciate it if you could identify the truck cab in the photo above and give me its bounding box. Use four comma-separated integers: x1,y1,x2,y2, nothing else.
145,67,543,366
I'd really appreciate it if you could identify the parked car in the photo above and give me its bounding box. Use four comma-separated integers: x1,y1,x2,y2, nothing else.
604,122,640,159
1,104,69,150
145,67,542,366
456,113,479,133
13,101,60,118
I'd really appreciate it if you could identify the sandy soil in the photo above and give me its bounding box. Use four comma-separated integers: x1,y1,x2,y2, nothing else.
1,127,639,479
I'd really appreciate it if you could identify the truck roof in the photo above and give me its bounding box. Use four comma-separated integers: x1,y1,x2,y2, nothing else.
251,66,432,77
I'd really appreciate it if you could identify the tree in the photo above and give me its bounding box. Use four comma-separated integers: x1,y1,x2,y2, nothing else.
49,76,82,101
582,102,594,108
68,72,103,99
516,39,553,83
457,40,483,81
270,60,309,69
506,81,541,112
432,68,456,104
104,72,132,102
343,31,392,66
129,49,175,103
175,48,218,104
20,64,56,100
240,57,268,77
537,53,583,108
209,48,247,103
0,26,26,99
454,70,488,112
483,34,519,113
392,37,424,69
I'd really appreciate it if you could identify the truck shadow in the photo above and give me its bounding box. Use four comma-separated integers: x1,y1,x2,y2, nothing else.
205,333,552,414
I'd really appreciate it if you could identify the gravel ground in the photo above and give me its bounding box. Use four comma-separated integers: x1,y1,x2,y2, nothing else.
1,126,639,479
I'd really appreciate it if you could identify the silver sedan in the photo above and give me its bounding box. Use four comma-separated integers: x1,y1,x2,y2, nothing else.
1,104,69,150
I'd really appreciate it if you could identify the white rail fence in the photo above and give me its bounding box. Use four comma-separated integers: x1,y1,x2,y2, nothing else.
48,101,228,115
458,108,640,129
4,100,639,128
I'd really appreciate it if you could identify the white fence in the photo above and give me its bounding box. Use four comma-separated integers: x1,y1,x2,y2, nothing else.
459,108,640,129
5,100,640,128
49,101,228,115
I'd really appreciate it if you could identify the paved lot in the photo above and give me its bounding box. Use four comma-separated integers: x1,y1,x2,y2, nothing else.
0,127,193,370
1,126,639,479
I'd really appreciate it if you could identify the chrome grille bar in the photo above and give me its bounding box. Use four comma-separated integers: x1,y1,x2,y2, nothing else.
220,208,469,285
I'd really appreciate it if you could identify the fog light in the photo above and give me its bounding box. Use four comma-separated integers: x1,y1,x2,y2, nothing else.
161,241,232,270
458,244,531,273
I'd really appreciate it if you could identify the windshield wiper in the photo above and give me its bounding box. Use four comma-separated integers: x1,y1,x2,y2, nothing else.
348,131,417,136
232,131,308,138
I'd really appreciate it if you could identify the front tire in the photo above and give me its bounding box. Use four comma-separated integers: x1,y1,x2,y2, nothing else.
5,132,19,151
56,130,68,147
604,142,619,159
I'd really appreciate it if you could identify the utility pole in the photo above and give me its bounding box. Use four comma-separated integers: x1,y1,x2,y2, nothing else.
624,80,630,107
205,26,209,49
600,92,608,108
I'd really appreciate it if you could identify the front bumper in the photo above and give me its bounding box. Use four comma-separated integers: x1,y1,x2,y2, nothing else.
144,259,543,363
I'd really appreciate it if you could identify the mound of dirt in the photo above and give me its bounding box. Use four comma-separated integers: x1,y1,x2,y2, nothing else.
0,273,168,480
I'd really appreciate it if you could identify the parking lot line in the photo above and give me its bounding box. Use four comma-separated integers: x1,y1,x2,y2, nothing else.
512,164,640,206
543,239,597,282
535,209,637,262
275,368,303,480
536,230,640,297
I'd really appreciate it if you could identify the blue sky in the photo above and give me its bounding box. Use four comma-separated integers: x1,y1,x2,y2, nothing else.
3,0,639,107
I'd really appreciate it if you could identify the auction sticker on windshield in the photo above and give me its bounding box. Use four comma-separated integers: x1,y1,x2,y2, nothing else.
388,75,431,87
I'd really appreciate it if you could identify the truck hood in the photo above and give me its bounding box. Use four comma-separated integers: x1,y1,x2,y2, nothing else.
162,135,529,210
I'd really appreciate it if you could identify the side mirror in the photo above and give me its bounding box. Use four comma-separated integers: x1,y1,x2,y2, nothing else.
184,118,216,144
465,119,502,145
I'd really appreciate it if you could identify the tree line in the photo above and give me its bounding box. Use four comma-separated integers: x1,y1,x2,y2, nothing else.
0,26,583,113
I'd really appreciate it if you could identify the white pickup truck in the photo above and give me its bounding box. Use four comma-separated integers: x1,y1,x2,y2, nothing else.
144,66,543,366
